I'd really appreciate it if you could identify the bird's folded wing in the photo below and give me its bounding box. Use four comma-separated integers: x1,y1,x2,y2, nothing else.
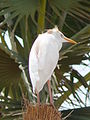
29,45,40,92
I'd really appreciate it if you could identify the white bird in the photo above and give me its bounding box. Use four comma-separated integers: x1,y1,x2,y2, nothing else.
29,27,77,105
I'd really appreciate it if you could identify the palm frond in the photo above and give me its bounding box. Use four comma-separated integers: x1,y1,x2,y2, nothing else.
62,107,90,120
0,43,23,98
55,72,90,108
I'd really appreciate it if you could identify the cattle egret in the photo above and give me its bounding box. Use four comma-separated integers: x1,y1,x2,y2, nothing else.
29,27,77,105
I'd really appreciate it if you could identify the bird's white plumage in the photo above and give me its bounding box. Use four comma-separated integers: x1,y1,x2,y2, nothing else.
29,28,63,92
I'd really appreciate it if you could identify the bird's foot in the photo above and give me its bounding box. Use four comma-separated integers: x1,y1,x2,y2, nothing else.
36,102,41,106
49,102,56,109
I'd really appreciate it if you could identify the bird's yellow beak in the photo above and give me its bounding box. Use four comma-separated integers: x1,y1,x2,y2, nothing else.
64,37,77,44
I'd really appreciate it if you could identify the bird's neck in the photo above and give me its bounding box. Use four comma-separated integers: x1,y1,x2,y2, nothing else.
53,34,62,51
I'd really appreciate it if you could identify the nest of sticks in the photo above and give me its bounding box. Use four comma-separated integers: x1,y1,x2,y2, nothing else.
23,104,62,120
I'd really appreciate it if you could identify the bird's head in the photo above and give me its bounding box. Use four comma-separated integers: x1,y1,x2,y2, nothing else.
47,26,77,44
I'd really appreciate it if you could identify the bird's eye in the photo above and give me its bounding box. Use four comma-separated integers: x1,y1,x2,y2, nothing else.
61,34,64,38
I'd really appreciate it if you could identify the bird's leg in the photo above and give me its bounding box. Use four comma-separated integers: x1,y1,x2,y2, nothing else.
47,80,53,105
36,89,40,104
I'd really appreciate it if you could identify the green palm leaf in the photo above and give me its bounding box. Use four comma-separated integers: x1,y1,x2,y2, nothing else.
55,72,90,108
62,107,90,120
0,44,22,98
0,0,38,26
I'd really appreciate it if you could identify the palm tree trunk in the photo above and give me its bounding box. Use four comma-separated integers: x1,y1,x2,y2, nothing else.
37,0,46,33
23,104,61,120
